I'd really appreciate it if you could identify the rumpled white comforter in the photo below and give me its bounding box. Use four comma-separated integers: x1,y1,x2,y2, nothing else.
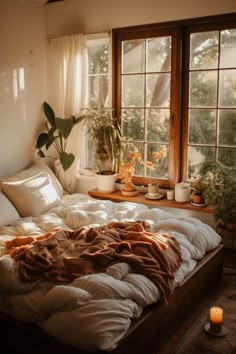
0,193,221,352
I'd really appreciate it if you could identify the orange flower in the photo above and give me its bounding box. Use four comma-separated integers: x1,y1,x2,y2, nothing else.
119,145,167,184
129,152,142,161
145,161,155,169
118,161,136,184
152,145,167,161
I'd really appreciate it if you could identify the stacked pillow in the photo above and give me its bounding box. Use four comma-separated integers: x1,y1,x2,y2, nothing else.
0,160,64,222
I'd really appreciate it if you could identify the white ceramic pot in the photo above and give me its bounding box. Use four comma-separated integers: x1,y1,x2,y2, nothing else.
96,172,118,193
175,181,191,202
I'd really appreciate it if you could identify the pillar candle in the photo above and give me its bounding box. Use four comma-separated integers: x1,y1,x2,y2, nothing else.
210,307,223,332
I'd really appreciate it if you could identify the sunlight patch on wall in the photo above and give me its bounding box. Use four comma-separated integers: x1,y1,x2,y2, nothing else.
0,67,25,102
13,67,25,101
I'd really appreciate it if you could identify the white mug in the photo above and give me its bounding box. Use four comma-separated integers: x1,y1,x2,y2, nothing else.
148,183,159,196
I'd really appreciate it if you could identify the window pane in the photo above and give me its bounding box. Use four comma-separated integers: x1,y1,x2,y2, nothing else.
190,31,218,70
218,147,236,168
88,76,108,105
188,146,215,177
220,29,236,68
146,37,171,72
85,38,109,170
146,144,169,179
188,109,216,144
122,75,145,107
88,44,108,74
146,109,170,142
122,39,145,74
218,109,236,146
219,69,236,108
189,71,217,107
146,73,170,107
121,109,144,141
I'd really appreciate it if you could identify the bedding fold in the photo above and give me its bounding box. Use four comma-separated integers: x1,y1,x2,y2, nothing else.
6,220,182,303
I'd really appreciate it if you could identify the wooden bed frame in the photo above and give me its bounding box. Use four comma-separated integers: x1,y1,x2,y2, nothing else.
0,244,224,354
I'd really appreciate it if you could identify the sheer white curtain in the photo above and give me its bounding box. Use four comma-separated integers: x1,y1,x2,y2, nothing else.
47,34,87,193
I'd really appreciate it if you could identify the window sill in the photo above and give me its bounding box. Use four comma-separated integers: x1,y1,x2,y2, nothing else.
88,189,216,214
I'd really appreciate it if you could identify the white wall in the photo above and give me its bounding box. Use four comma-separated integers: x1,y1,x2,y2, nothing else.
0,0,47,177
46,0,236,37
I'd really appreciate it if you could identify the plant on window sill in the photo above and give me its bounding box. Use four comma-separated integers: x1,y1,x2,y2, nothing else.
118,146,167,192
79,104,122,175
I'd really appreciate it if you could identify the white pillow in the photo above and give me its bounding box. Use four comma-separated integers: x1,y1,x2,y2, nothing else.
0,160,63,198
0,173,61,217
0,192,20,226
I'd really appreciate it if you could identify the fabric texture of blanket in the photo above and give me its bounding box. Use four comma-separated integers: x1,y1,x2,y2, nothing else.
6,220,182,303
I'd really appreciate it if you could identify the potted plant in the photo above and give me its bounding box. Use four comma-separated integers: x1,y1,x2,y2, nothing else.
36,102,82,171
199,160,236,239
189,175,207,204
79,104,122,192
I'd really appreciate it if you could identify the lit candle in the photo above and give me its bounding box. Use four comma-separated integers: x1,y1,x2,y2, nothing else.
210,307,223,333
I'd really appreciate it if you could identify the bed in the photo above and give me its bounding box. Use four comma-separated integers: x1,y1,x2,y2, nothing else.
0,160,223,354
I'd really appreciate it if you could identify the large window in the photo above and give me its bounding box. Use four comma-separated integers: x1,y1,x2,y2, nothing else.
113,14,236,188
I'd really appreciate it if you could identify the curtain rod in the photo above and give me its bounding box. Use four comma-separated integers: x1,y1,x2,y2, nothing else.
47,31,110,40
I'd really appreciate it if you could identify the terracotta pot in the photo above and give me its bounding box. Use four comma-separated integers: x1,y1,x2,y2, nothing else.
192,193,204,204
121,181,138,196
122,181,137,192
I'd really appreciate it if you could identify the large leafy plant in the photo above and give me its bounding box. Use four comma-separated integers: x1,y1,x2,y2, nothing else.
36,102,81,171
79,104,122,173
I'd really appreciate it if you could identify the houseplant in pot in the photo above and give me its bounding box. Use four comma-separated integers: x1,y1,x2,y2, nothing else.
36,102,82,171
79,104,122,192
189,175,207,205
199,160,236,240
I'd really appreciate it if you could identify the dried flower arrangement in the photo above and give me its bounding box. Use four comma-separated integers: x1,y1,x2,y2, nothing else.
118,145,167,193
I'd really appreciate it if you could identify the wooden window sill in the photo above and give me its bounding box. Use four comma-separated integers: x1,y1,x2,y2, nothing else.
88,189,216,214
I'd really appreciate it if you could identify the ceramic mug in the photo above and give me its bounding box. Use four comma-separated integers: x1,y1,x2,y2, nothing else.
148,183,159,196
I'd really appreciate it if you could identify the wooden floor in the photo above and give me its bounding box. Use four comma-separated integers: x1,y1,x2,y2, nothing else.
158,248,236,354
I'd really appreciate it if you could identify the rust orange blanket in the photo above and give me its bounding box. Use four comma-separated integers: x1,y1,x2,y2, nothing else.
6,221,182,303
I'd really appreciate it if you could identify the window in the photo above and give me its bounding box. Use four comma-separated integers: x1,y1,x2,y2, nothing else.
86,35,110,105
113,14,236,188
84,35,110,169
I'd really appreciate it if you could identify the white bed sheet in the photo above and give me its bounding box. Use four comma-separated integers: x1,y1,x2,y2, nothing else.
0,193,221,352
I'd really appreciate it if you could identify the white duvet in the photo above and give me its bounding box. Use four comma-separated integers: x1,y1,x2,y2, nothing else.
0,193,221,352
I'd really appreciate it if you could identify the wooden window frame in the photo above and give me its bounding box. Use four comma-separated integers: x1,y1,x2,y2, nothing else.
112,13,236,188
